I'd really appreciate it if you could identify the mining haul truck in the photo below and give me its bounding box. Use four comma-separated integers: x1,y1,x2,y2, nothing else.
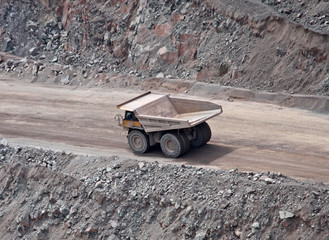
115,91,223,158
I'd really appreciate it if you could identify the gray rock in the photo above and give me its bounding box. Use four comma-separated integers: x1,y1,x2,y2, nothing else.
46,20,57,29
6,59,14,68
97,67,104,73
312,191,320,196
19,213,30,228
52,33,60,40
138,162,148,172
252,221,260,229
251,221,260,233
61,75,70,85
66,56,75,64
32,65,38,75
279,211,294,219
26,21,38,31
95,181,103,188
41,33,48,42
254,173,262,180
47,42,53,51
195,230,207,240
156,72,165,78
86,226,98,233
174,202,181,209
2,38,14,52
110,220,118,228
60,205,70,216
113,164,121,169
180,3,191,14
276,48,286,57
234,228,242,238
52,56,58,63
138,162,145,169
108,234,120,240
38,65,45,72
13,61,21,68
29,47,39,56
259,175,276,184
61,31,68,37
264,177,276,184
247,187,256,194
0,138,8,147
104,32,110,45
71,189,78,198
229,168,238,173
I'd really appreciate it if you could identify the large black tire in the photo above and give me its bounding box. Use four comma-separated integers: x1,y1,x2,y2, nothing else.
128,130,150,154
179,132,190,154
160,133,184,158
200,122,212,144
190,124,205,148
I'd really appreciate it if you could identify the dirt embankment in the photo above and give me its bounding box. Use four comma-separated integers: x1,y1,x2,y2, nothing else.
0,0,328,96
0,143,329,240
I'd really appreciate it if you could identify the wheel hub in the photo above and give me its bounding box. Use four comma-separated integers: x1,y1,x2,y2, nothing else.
165,139,176,153
132,135,143,149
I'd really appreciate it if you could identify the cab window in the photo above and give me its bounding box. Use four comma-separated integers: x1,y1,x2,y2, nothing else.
125,111,138,121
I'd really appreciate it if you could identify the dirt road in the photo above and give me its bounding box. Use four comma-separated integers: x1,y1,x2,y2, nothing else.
1,77,329,183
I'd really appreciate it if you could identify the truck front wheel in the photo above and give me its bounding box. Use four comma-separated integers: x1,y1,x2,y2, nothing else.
160,133,184,158
128,130,150,154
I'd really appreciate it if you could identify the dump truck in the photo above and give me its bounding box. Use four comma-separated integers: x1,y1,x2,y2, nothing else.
115,91,223,158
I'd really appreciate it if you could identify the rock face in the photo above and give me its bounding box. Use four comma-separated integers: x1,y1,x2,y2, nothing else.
0,0,328,96
0,145,329,239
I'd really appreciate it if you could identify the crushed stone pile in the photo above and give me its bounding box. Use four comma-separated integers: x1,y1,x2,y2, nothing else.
0,141,328,239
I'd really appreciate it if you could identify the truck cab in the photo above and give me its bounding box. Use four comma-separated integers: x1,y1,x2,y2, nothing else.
122,111,142,129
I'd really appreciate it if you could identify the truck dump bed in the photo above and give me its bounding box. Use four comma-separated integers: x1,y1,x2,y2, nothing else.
117,91,222,133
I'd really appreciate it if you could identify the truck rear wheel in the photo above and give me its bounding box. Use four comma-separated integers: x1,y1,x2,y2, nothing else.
190,122,212,147
128,130,149,154
190,124,205,148
200,122,211,144
160,133,184,158
179,132,190,154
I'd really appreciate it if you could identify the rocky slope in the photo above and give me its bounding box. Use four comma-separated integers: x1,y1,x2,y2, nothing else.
0,140,329,239
1,0,328,95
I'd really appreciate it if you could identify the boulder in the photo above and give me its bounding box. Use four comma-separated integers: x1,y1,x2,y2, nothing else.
61,75,70,85
26,20,38,31
2,37,14,52
279,211,294,219
0,138,8,147
29,47,39,56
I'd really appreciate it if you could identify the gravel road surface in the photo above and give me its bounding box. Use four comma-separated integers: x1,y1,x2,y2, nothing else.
1,78,328,183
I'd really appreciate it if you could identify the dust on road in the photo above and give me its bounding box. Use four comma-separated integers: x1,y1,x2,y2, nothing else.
1,78,328,183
